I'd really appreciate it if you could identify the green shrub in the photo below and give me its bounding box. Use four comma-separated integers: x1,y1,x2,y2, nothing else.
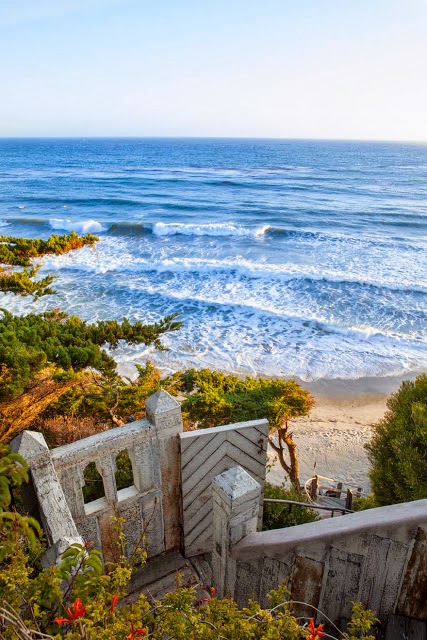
262,482,319,530
0,231,98,298
352,494,379,512
366,373,427,505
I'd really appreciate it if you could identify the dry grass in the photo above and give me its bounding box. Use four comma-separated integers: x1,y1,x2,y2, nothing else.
36,415,109,446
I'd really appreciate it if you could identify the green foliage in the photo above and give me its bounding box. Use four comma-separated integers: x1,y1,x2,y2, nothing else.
57,543,104,591
344,602,377,639
81,452,136,504
0,444,28,510
0,231,98,268
114,449,134,491
366,374,427,505
262,483,319,530
0,265,56,298
0,310,182,402
0,232,98,298
41,361,181,438
0,232,183,441
0,444,41,562
180,368,313,429
82,462,105,504
352,494,378,512
179,368,313,488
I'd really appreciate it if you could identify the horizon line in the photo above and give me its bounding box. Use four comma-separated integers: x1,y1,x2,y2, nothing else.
0,135,426,145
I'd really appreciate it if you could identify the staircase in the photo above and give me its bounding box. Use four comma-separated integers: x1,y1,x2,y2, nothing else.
123,550,209,604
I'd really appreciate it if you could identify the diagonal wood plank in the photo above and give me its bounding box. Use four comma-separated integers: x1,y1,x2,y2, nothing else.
181,421,268,557
182,443,228,507
182,433,224,480
181,431,218,468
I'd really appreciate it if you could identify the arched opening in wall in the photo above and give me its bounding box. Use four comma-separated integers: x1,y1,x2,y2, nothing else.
14,477,44,530
115,449,137,500
82,461,105,505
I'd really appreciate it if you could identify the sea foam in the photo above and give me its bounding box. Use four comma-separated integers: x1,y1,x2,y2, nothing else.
49,218,106,234
45,247,427,296
151,222,270,238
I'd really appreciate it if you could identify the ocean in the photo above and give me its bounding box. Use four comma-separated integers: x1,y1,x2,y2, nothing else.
0,137,426,382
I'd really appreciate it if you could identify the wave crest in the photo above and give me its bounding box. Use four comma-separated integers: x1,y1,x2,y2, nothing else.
49,218,106,234
151,222,270,238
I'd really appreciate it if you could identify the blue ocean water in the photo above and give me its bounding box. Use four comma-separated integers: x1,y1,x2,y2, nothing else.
0,138,426,381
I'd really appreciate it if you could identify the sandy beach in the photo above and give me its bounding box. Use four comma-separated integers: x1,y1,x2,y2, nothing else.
266,375,415,494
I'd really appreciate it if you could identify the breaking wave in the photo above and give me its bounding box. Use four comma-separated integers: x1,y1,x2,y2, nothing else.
151,222,270,238
49,218,107,234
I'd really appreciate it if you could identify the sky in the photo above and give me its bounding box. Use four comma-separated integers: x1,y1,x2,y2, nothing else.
1,0,427,140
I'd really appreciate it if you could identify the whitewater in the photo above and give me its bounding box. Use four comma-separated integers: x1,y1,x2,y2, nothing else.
0,138,426,381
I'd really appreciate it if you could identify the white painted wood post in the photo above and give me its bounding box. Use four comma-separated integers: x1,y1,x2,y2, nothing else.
10,431,83,564
95,456,118,505
145,389,183,550
212,466,261,598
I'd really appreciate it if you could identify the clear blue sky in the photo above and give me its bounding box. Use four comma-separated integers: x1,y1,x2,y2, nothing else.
1,0,426,140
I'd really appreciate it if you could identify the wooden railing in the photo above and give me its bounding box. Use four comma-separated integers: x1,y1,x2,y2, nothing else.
305,475,363,510
263,497,353,517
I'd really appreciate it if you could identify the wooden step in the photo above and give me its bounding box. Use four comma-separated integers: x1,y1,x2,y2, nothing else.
124,550,208,604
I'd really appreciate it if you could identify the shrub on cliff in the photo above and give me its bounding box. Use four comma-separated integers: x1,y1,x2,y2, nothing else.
0,310,181,402
0,313,182,442
0,231,98,267
366,373,427,505
0,231,97,297
0,233,182,442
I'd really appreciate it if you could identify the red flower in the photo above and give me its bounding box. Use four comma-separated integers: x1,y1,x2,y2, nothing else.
110,594,119,613
126,622,146,639
210,586,216,597
54,598,86,625
307,618,325,640
54,617,72,625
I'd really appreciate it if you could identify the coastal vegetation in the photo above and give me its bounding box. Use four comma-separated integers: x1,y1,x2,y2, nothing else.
4,231,427,512
0,232,183,441
0,231,97,297
21,365,313,495
0,313,182,442
262,484,319,530
24,364,314,496
366,373,427,505
0,230,410,637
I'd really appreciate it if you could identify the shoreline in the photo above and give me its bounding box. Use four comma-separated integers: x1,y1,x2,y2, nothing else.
266,375,413,493
295,371,418,399
119,357,419,396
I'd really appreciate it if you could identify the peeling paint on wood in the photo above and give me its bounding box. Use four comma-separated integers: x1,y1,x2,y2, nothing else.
235,560,262,607
397,528,427,620
320,548,363,628
291,555,323,621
